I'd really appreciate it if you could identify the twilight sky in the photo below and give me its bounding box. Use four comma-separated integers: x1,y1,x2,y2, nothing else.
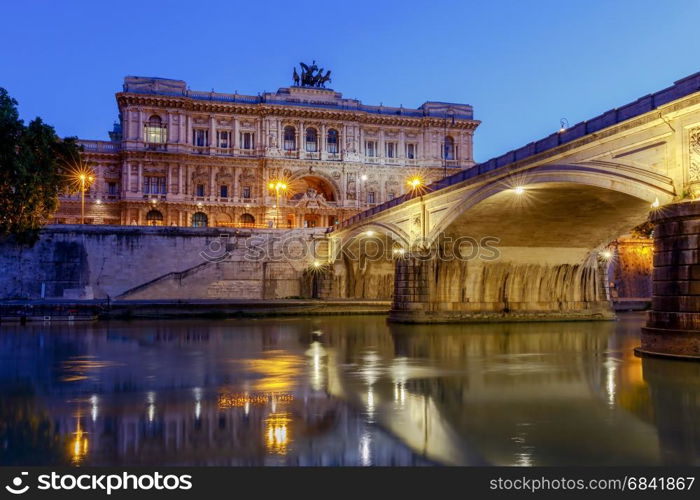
2,0,700,161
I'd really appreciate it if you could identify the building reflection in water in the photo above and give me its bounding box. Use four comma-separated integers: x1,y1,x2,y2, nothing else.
0,314,697,466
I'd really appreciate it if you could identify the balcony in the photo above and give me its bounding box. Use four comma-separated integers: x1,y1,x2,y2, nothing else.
79,140,121,153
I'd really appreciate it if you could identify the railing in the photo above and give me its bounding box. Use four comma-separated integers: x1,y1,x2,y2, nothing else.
79,140,121,153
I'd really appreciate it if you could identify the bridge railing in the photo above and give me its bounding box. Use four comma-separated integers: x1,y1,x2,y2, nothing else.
331,71,700,233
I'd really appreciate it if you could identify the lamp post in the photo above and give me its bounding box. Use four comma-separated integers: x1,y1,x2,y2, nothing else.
269,181,287,228
78,173,94,224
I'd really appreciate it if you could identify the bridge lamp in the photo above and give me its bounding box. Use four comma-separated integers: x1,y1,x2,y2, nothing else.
365,230,375,237
393,248,406,257
513,186,526,195
407,176,423,190
360,174,368,181
600,250,613,260
312,260,322,268
651,197,660,209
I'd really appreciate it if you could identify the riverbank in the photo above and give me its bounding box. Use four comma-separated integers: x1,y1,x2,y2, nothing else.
0,299,392,322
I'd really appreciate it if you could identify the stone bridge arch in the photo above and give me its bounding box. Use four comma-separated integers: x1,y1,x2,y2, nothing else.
426,161,675,246
320,221,410,300
390,162,675,322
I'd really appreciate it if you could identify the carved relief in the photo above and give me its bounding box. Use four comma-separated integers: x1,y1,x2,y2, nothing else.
690,127,700,181
346,173,356,200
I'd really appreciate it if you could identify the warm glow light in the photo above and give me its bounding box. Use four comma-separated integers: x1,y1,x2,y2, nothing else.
268,182,275,190
365,230,375,237
313,260,321,268
360,174,368,181
95,199,102,205
514,186,525,195
265,412,291,455
407,176,423,190
601,250,613,260
651,197,660,209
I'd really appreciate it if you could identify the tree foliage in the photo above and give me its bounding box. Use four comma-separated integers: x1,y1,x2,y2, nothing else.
0,87,80,243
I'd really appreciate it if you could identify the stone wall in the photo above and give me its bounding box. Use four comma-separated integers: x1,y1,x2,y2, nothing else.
0,225,324,300
609,237,653,299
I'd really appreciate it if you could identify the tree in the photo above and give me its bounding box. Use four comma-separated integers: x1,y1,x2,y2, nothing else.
0,87,80,243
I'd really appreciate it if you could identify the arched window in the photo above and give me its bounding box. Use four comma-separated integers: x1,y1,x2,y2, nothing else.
327,128,338,154
145,115,166,144
443,136,455,160
305,127,318,152
240,213,255,226
146,209,164,226
283,126,296,151
192,212,208,228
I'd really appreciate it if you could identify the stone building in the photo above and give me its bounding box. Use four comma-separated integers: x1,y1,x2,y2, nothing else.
55,73,479,228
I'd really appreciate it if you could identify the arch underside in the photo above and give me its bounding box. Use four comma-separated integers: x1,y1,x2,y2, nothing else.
392,180,659,322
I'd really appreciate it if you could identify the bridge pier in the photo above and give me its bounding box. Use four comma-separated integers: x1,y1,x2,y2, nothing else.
390,252,614,323
640,202,700,359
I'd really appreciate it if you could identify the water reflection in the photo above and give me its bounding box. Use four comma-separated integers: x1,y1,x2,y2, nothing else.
0,313,698,466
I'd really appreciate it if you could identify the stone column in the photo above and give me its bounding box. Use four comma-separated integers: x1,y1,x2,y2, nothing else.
640,201,700,359
390,255,433,322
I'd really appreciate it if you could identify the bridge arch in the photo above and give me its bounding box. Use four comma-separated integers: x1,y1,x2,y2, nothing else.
325,221,409,300
427,162,675,245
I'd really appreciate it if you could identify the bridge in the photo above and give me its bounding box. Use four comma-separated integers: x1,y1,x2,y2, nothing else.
317,72,700,359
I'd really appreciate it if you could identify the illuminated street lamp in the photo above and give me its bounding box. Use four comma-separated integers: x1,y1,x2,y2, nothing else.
269,181,288,228
74,170,95,224
407,176,423,191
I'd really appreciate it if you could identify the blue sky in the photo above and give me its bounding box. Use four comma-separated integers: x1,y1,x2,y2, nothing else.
2,0,700,161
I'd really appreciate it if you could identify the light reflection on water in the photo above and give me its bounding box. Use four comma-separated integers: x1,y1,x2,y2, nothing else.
0,313,698,466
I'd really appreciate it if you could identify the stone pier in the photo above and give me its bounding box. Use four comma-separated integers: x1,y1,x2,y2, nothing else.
390,253,614,323
640,202,700,359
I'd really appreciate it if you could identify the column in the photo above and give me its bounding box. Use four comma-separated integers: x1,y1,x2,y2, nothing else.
640,201,700,359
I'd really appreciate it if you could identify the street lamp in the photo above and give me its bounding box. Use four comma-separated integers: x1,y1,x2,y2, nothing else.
269,181,288,228
76,171,95,224
407,176,423,191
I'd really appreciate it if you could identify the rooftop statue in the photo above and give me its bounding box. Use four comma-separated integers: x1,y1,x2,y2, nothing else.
293,60,332,88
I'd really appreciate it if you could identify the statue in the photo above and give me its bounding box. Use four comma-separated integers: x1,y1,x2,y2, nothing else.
293,61,332,88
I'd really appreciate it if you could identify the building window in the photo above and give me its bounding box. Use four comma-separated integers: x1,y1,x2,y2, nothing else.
144,115,166,144
146,209,164,226
386,142,397,158
283,126,296,150
143,176,166,194
193,129,208,147
240,132,254,150
240,213,255,226
406,143,416,159
305,127,318,152
218,130,231,149
442,136,455,160
367,191,375,204
242,186,251,199
107,182,117,195
220,185,228,198
327,128,338,153
192,212,208,227
196,184,205,197
365,140,377,157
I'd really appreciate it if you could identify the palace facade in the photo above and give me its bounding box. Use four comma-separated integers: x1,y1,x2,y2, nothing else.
56,74,479,228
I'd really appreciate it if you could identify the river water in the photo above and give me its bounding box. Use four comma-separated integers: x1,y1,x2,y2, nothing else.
0,312,698,466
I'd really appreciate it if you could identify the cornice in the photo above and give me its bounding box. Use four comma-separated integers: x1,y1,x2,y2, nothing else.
116,93,480,130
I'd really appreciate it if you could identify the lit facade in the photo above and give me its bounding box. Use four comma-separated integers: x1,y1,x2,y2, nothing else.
56,75,479,228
